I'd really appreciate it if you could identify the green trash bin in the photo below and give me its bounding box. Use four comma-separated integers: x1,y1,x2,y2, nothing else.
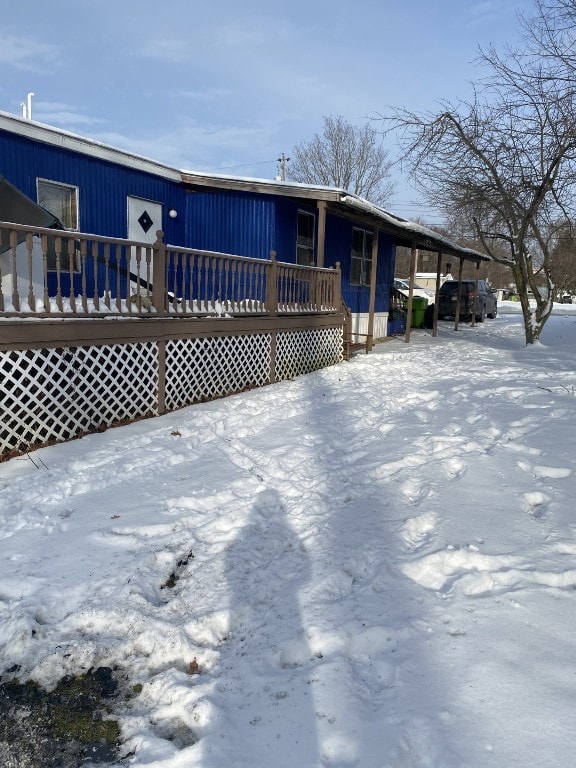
411,297,428,328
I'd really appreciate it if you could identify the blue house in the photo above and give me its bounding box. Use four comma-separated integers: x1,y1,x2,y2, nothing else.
0,110,483,339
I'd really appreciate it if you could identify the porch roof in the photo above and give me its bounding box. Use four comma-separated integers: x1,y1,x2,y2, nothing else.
181,171,490,264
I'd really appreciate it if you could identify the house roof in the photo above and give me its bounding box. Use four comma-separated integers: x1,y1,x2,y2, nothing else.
0,110,489,263
181,170,489,262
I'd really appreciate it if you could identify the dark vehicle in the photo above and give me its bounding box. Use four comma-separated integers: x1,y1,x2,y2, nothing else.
439,279,498,322
560,294,573,304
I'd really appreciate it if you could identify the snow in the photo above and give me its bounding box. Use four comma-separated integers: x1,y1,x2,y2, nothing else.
2,303,576,767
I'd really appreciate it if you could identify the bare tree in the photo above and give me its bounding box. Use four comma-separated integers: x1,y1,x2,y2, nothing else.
288,115,395,206
549,220,576,297
384,0,576,344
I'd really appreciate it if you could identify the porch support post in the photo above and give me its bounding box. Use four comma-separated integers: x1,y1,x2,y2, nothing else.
454,256,464,331
404,243,417,343
316,200,327,268
471,259,481,326
366,228,379,350
432,251,442,337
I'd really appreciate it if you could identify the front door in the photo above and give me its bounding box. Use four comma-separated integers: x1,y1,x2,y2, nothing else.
127,196,162,287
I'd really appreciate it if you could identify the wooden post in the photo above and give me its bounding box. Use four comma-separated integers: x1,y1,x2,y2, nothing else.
267,250,278,316
334,261,342,312
316,201,327,269
432,251,442,337
454,257,464,331
366,229,378,350
152,230,166,317
472,259,481,326
404,244,417,343
10,230,20,313
343,304,352,360
157,339,166,414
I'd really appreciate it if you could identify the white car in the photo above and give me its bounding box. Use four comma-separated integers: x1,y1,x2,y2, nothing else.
394,278,435,303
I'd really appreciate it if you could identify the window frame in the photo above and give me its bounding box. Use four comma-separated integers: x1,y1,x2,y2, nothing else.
350,227,374,286
37,178,79,231
296,209,315,266
36,178,80,272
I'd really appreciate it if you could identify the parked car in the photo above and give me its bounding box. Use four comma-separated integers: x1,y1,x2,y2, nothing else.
394,278,435,303
559,294,573,304
438,279,497,322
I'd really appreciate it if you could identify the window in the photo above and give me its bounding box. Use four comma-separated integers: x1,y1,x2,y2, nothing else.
296,210,315,266
350,227,373,286
37,179,79,230
37,179,79,271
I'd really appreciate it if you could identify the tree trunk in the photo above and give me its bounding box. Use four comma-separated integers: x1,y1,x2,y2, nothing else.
511,260,554,345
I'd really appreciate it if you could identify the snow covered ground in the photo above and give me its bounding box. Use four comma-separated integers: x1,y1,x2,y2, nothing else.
1,303,576,767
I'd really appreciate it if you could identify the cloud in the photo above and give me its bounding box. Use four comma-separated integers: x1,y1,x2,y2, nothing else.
137,37,193,65
0,34,61,73
463,1,517,28
33,102,103,128
93,117,278,173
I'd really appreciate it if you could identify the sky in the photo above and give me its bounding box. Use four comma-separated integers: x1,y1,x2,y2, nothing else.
2,304,576,767
1,0,531,222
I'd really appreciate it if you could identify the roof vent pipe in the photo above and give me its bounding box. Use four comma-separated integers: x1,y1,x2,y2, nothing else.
19,92,34,120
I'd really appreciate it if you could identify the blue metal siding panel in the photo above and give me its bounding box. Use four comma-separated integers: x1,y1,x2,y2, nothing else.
1,129,186,243
186,189,277,259
274,197,317,264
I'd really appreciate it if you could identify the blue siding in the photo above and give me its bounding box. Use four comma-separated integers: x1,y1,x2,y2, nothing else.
186,189,276,258
274,197,316,264
324,214,393,313
185,190,317,265
0,129,186,244
1,126,394,314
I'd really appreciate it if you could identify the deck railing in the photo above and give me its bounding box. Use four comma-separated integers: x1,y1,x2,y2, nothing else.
0,221,342,318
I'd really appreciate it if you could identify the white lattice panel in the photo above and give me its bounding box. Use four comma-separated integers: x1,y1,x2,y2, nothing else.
1,343,158,456
165,334,272,409
275,327,343,381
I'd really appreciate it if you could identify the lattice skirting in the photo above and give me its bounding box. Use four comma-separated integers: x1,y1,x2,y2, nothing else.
0,343,158,456
1,326,343,457
275,327,343,380
164,334,272,409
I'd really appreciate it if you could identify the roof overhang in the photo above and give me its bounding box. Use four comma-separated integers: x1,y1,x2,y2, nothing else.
181,171,489,264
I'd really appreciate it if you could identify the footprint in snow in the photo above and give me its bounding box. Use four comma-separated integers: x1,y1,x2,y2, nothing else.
518,461,572,479
400,511,437,552
400,477,431,506
522,491,550,517
441,457,466,480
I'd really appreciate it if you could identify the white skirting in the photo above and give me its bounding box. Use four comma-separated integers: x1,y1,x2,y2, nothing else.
349,312,388,342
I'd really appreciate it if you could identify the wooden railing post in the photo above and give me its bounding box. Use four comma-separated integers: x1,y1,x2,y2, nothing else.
9,229,20,312
152,230,166,317
267,250,278,316
334,262,342,312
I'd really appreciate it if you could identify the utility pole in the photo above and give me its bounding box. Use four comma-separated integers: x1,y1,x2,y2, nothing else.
276,153,290,181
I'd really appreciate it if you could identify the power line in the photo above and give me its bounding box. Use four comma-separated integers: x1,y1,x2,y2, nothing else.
198,159,277,173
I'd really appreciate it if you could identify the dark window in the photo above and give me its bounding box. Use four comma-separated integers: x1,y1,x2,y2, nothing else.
296,211,315,266
350,227,373,286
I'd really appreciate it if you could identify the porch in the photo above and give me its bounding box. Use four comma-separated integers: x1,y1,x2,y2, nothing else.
1,222,345,459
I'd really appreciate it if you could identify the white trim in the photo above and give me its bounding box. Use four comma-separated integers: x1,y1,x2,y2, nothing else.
0,111,181,182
